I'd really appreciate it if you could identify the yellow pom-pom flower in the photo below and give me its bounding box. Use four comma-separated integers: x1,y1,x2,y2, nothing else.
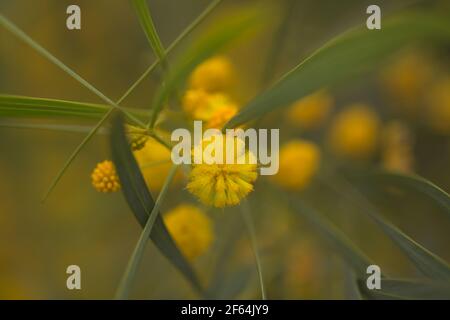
187,135,258,208
134,134,182,192
328,104,380,160
182,89,238,128
189,56,235,93
272,140,320,191
164,204,214,260
286,90,333,130
91,160,121,193
425,77,450,134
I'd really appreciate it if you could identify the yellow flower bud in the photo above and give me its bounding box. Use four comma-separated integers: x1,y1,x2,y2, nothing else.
91,160,121,193
425,77,450,134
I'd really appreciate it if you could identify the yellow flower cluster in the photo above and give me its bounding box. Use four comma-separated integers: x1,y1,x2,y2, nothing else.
133,134,182,192
272,140,320,191
126,125,149,151
328,104,380,160
286,90,334,130
164,204,214,260
91,160,121,193
183,56,238,129
187,135,258,208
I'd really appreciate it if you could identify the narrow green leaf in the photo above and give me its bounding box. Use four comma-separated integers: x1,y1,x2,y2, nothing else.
357,278,450,300
289,196,373,277
131,0,168,70
0,94,147,121
148,6,265,128
368,171,450,215
110,115,202,294
325,172,450,281
225,11,450,128
0,14,144,127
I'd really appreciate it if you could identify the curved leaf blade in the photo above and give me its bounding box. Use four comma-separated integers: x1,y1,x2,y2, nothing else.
357,278,450,300
226,12,450,128
110,115,202,293
289,196,373,277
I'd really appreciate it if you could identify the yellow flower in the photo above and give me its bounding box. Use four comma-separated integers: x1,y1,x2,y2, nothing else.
328,104,380,160
381,121,414,173
164,204,214,260
189,56,235,93
182,89,238,128
425,77,450,134
380,51,433,114
91,160,121,193
272,140,320,190
134,134,182,192
286,90,333,130
187,135,258,208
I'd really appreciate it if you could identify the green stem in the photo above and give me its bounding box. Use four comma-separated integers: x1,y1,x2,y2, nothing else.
240,200,267,300
115,164,179,300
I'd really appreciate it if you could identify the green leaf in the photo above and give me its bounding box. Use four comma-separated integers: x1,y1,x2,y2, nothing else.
369,211,450,282
148,6,265,127
0,94,147,122
289,196,373,277
368,171,450,215
326,172,450,282
131,0,168,69
357,279,450,300
225,11,450,128
110,114,202,294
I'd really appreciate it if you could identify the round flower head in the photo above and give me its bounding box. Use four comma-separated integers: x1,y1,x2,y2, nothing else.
272,140,320,191
134,133,182,192
164,204,214,260
425,77,450,134
182,89,238,127
286,90,333,130
328,104,380,160
91,160,121,193
187,134,258,208
189,56,235,93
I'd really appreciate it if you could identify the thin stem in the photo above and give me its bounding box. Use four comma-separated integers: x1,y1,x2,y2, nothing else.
240,200,266,300
0,14,145,127
115,165,178,300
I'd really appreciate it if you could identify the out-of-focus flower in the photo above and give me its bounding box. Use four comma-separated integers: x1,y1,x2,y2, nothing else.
285,90,334,130
91,160,121,193
182,89,238,128
189,56,235,93
187,135,258,208
134,135,183,192
272,140,320,190
381,121,414,173
379,51,434,114
328,104,380,160
425,77,450,134
164,204,214,260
